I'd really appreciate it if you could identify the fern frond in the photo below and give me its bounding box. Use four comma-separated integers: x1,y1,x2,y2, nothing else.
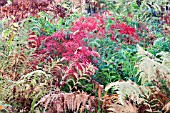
136,46,170,89
105,80,151,105
163,102,170,113
107,100,138,113
36,91,98,113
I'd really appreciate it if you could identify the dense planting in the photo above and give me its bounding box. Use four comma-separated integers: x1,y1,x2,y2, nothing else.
0,0,170,113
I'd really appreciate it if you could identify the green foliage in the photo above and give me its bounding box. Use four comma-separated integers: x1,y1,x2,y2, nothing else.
24,12,56,36
90,37,138,86
148,37,170,55
24,11,82,36
101,0,169,20
56,12,82,31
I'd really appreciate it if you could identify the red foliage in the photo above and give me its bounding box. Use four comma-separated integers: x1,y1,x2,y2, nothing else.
109,20,140,44
27,14,140,77
70,15,106,39
0,0,68,22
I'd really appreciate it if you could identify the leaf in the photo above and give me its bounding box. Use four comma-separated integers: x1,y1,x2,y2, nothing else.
136,46,170,87
0,105,3,110
37,91,94,112
13,23,19,28
2,29,11,38
105,80,151,105
107,100,138,113
30,90,43,112
131,3,139,9
162,102,170,113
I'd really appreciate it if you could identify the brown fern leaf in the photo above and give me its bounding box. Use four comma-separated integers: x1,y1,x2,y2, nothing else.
37,91,98,113
103,90,140,113
105,98,138,113
163,102,170,113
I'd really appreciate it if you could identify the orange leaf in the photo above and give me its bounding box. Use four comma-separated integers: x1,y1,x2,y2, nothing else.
0,105,4,110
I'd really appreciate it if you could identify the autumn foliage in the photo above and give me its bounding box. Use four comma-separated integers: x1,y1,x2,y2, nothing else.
0,0,170,113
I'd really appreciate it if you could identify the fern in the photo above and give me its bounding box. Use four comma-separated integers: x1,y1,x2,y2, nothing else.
105,80,151,105
0,70,52,112
36,91,98,113
106,100,138,113
163,102,170,113
51,61,97,92
136,46,170,90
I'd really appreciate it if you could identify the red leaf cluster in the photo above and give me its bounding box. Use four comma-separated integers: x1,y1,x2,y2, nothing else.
0,0,68,22
71,15,106,39
109,19,140,44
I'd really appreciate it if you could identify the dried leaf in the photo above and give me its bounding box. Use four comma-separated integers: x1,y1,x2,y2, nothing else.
163,102,170,113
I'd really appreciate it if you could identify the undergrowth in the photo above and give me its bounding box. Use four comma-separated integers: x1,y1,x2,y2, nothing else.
0,0,170,113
